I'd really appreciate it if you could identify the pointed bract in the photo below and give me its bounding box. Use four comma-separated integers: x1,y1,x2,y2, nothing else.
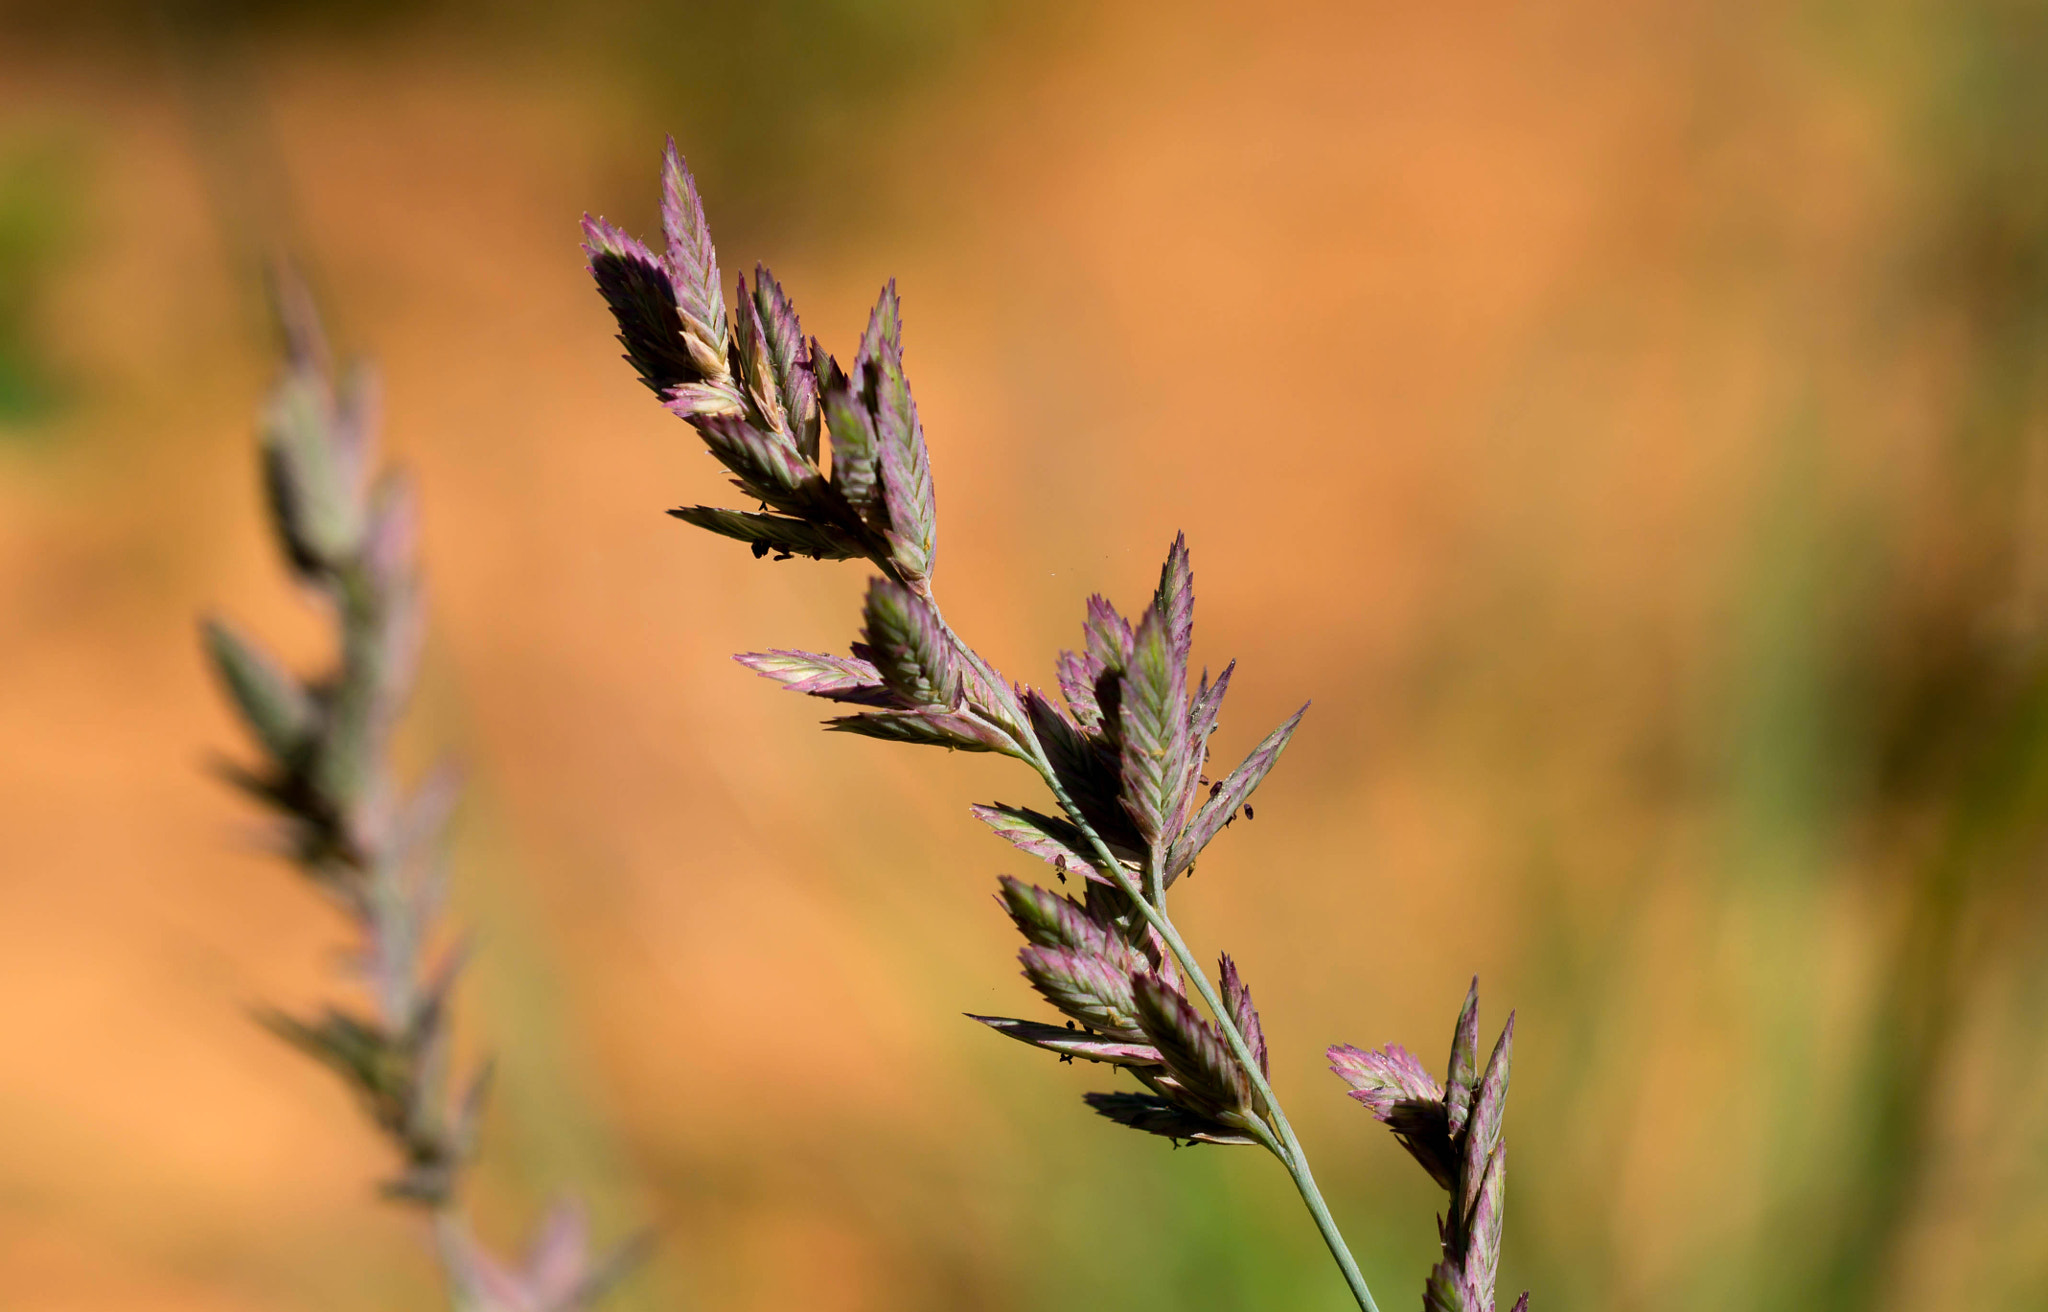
1446,977,1482,1137
862,578,961,708
973,804,1108,884
994,875,1122,954
690,412,824,515
1463,1139,1507,1303
1172,660,1234,862
1170,702,1306,876
730,274,784,435
1422,1262,1486,1312
871,360,936,584
205,617,318,765
857,279,902,368
1187,660,1232,760
819,355,884,520
1132,973,1247,1122
1328,1041,1457,1190
665,506,863,560
1056,647,1108,731
749,267,819,459
851,281,936,583
824,708,1014,754
583,216,718,397
1020,946,1146,1040
1218,953,1269,1080
968,1015,1163,1067
1084,595,1134,676
1082,1092,1258,1146
1152,532,1195,677
661,377,746,418
1025,690,1129,841
1118,604,1191,858
734,650,890,701
263,360,366,574
1458,1015,1514,1232
658,139,727,360
1327,1043,1444,1109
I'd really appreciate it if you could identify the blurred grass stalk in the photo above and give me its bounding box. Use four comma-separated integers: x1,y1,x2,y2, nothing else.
1747,4,2048,1308
204,274,639,1312
1508,4,2048,1309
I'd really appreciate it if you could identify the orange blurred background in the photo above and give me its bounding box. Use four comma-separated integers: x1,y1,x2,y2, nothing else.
3,1,2047,1309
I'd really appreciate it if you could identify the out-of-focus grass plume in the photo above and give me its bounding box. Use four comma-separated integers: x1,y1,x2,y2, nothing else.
206,273,636,1309
4,0,2048,1309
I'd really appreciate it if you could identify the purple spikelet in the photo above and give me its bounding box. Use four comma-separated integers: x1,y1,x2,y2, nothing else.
863,287,937,586
820,353,883,520
1019,946,1146,1040
968,1015,1162,1067
1330,984,1526,1311
1082,1092,1259,1146
1133,972,1248,1122
732,266,819,461
581,217,708,400
1446,977,1481,1138
995,874,1115,952
1056,647,1108,730
1218,953,1269,1081
658,136,727,363
857,278,902,368
1153,531,1195,676
733,650,890,702
973,804,1105,882
1084,594,1134,675
860,578,962,708
1119,602,1192,859
1170,702,1306,878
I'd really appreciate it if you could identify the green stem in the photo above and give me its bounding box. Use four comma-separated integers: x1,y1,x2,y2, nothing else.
1028,751,1380,1312
922,604,1379,1310
432,1209,477,1312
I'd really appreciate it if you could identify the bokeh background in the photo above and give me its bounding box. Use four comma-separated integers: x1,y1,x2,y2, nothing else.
4,0,2048,1308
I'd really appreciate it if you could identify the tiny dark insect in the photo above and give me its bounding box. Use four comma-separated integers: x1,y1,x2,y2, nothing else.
1243,805,1254,820
1059,1053,1073,1064
1210,780,1225,799
751,539,770,559
1054,855,1068,884
1065,1021,1076,1030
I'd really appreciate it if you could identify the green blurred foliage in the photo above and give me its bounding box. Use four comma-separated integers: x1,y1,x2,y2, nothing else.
1497,4,2048,1310
23,0,1042,242
0,139,77,433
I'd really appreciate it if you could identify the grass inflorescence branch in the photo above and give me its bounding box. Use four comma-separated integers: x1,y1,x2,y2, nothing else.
205,274,637,1312
585,139,1532,1312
